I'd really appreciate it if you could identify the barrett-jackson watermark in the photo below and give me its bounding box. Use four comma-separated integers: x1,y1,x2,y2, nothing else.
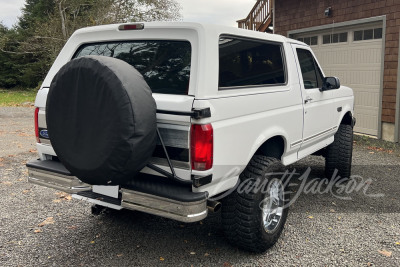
210,167,385,207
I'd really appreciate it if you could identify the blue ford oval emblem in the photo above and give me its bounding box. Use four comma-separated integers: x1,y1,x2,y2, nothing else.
39,129,49,139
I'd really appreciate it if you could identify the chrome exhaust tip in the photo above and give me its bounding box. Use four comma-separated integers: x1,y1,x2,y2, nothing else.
207,200,221,213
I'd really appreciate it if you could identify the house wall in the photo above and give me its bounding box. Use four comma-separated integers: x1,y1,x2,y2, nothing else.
274,0,399,129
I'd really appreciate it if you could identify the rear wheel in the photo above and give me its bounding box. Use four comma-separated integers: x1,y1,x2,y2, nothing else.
221,156,289,252
325,124,353,180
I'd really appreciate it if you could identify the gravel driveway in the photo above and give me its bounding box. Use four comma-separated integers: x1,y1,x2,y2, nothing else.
0,107,399,266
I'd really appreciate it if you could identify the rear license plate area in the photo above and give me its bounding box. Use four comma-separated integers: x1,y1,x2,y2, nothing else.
92,185,119,198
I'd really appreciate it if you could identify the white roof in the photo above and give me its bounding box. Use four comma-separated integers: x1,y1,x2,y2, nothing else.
73,21,288,43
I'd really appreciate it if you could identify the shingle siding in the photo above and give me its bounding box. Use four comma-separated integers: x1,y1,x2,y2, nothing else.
275,0,399,123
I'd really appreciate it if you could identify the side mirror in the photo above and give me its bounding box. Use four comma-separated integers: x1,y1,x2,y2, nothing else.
321,77,340,91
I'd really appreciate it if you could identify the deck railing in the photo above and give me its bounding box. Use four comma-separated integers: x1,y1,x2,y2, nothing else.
237,0,273,32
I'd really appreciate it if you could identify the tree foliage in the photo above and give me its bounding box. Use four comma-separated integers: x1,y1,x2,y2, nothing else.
19,0,55,30
0,0,182,89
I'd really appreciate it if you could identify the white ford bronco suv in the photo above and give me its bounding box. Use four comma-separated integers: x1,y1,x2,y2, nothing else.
27,22,355,252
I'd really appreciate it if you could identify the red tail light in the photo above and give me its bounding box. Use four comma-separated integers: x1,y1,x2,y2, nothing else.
190,124,213,171
34,107,40,143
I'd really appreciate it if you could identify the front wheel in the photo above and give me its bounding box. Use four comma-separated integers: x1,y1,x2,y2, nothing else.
221,156,289,252
325,124,353,180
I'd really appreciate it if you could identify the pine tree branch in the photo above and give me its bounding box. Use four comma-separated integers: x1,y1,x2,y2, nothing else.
0,48,36,54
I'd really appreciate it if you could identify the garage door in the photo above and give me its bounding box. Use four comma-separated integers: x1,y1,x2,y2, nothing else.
293,22,383,136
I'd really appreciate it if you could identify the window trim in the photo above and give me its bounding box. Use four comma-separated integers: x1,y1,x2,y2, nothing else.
353,28,383,42
322,32,348,45
296,48,325,90
297,35,318,46
218,34,288,91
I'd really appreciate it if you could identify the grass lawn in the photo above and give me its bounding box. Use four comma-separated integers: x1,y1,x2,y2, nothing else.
0,89,37,106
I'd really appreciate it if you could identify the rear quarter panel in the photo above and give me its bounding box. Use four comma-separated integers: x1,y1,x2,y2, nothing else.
192,41,304,196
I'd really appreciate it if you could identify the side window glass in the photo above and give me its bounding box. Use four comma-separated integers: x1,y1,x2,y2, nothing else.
296,48,324,89
219,37,286,88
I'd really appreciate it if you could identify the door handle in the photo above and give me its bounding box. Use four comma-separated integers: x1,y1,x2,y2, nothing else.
304,96,313,104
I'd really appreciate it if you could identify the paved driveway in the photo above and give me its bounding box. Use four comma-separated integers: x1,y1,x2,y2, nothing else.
0,107,399,266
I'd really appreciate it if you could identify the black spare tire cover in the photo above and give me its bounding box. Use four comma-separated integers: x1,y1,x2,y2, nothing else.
46,56,157,185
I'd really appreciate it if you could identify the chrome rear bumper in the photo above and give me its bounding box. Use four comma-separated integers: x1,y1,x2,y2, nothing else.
26,159,208,223
121,189,207,222
27,162,90,194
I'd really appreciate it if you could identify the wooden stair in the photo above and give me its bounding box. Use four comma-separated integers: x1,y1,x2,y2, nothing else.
237,0,273,32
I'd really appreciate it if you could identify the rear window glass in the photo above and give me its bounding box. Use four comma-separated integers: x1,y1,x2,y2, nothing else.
74,41,191,95
219,37,286,88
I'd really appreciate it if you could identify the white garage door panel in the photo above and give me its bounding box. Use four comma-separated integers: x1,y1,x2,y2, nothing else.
354,111,379,135
311,35,382,136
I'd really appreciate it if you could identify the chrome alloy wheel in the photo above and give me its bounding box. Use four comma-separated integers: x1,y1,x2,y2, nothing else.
261,179,285,233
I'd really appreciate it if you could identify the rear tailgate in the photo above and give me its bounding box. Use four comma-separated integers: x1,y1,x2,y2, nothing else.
35,92,194,180
140,94,194,180
34,24,203,181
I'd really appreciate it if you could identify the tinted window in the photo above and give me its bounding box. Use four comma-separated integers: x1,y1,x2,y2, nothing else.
296,49,324,89
297,36,317,45
354,30,363,41
323,32,347,44
354,28,382,41
303,37,311,45
332,33,339,43
310,36,318,45
219,37,285,88
340,32,348,42
74,41,191,95
323,34,331,44
374,28,382,39
364,29,373,40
